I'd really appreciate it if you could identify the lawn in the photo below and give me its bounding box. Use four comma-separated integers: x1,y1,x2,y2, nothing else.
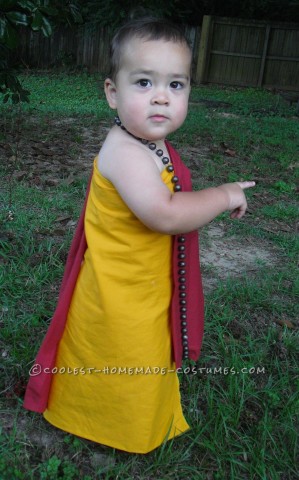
0,72,298,479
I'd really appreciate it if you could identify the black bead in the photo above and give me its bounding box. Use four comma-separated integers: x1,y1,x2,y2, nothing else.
166,165,174,172
183,340,189,346
179,299,187,305
180,307,187,313
115,116,121,126
156,149,163,157
179,277,186,283
179,285,186,290
141,138,148,144
180,314,187,320
178,261,186,267
179,269,186,275
171,176,179,183
179,292,187,298
162,157,169,165
181,321,187,326
178,236,185,242
174,184,182,192
181,328,187,334
149,143,156,150
183,346,189,352
178,245,185,251
178,253,186,259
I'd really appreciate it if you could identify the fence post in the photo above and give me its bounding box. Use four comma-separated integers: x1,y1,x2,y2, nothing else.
195,15,212,84
258,24,271,87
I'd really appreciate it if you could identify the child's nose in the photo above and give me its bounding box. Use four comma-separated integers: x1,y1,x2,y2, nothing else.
151,89,169,105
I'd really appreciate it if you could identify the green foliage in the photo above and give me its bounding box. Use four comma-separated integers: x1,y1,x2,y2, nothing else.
260,202,298,221
39,456,62,480
0,1,83,103
272,180,296,194
37,455,80,480
0,63,30,102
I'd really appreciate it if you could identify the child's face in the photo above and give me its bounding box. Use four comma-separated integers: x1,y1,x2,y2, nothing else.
105,38,191,141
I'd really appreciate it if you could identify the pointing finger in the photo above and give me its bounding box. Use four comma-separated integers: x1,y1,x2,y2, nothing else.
237,181,256,190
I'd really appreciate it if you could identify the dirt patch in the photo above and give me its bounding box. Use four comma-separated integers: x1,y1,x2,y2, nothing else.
200,224,278,292
0,116,108,188
0,408,115,474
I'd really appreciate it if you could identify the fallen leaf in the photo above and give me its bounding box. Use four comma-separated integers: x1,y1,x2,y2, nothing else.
32,145,54,156
55,215,71,223
53,228,65,236
66,220,77,228
274,318,295,329
44,178,59,187
64,175,75,185
209,145,219,153
287,162,299,170
224,148,236,157
13,171,27,181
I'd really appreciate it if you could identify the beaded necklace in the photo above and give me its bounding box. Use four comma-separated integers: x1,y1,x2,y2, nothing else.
114,116,182,192
115,115,190,360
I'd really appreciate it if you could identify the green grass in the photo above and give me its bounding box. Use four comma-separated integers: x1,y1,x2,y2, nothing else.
0,73,298,479
16,72,111,117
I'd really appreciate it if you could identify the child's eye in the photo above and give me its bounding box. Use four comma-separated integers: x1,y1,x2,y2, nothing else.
137,79,152,88
170,81,184,90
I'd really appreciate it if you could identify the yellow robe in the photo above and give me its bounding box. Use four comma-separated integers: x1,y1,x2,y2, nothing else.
43,158,189,453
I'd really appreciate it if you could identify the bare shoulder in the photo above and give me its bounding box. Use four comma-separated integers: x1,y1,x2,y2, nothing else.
97,126,161,182
95,126,173,231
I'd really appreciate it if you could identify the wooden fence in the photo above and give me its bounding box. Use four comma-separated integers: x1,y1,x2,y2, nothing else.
196,16,299,91
19,25,111,74
18,16,299,91
18,24,200,77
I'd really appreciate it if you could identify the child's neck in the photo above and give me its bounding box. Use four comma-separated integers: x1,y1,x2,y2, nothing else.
114,116,166,148
115,116,181,191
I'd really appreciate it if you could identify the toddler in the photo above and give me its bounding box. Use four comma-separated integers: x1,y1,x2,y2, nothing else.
24,16,255,454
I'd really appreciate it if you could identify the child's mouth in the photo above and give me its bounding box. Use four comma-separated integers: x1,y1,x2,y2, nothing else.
150,115,168,122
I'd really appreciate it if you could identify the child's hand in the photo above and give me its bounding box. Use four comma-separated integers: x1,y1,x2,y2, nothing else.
218,181,256,219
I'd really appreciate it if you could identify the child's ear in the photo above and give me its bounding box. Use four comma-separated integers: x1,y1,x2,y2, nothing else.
104,78,117,109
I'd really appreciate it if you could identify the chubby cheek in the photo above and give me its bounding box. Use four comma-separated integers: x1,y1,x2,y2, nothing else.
173,100,189,127
117,96,145,126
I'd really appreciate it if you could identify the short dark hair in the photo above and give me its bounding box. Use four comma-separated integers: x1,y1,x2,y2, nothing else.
109,16,191,81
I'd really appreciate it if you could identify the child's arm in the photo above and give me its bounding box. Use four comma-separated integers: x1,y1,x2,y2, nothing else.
99,134,255,235
162,181,254,234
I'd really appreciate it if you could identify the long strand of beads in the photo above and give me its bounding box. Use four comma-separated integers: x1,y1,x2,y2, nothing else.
114,116,189,361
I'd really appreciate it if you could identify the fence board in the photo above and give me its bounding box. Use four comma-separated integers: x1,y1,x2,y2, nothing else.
196,16,299,91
